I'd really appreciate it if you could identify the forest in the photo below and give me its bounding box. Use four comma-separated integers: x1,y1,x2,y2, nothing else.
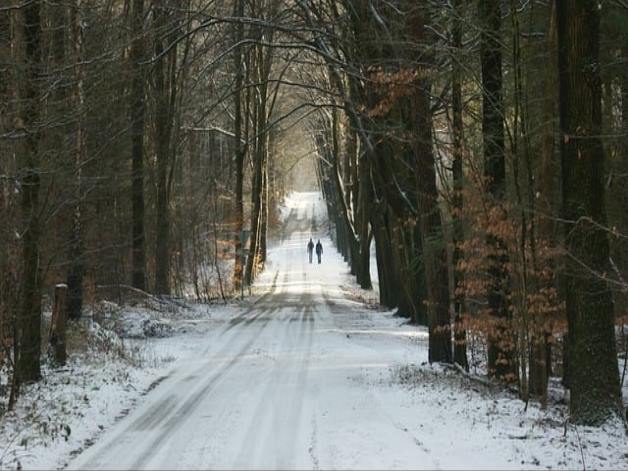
0,0,627,442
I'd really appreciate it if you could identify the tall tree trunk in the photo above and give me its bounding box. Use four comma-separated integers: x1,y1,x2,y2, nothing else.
232,0,245,291
529,3,558,402
389,220,427,325
413,78,452,364
328,107,362,278
130,0,146,291
341,117,355,274
556,0,622,425
405,6,451,361
0,6,11,367
154,0,174,295
244,12,274,286
66,0,85,320
348,122,359,237
356,151,372,290
371,202,398,308
260,150,269,264
479,0,514,380
244,92,265,286
451,0,468,370
17,0,43,384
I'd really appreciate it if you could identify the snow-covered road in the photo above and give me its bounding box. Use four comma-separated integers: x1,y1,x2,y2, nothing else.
68,192,435,470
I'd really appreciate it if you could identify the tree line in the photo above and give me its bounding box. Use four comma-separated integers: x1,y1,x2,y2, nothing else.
0,0,289,408
300,0,627,426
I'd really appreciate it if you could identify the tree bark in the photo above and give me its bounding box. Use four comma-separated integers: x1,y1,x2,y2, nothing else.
244,92,265,286
356,151,372,290
244,9,274,286
154,0,175,295
451,0,468,370
130,0,146,291
232,0,245,291
371,205,397,308
17,0,43,384
556,0,622,425
260,150,269,264
66,0,85,320
413,75,452,364
529,3,558,402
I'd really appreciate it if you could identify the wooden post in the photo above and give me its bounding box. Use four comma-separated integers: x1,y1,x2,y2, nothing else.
49,284,68,366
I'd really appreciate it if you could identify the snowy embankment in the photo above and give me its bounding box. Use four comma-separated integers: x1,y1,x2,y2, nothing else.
1,191,627,470
0,298,243,470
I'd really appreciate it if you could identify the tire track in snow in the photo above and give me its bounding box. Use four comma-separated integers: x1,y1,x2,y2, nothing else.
128,277,288,469
130,395,177,432
230,277,315,469
275,297,315,469
231,308,296,469
72,269,287,470
308,413,320,471
223,270,280,331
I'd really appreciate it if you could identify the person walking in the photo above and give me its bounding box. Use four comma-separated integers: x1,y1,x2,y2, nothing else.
315,239,323,264
307,238,314,263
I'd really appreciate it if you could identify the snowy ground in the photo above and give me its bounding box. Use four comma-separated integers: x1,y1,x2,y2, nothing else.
2,191,627,470
0,296,239,470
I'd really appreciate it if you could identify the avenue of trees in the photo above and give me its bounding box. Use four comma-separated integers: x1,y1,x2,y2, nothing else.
1,0,626,426
307,0,627,426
